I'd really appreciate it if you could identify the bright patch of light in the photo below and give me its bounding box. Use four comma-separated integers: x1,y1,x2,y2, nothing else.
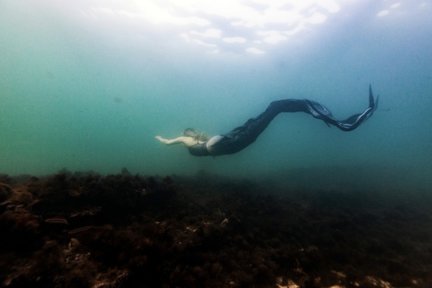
190,29,223,39
377,10,390,17
223,37,247,44
246,47,266,55
84,0,348,55
306,13,328,24
390,3,401,9
375,1,432,19
258,31,287,45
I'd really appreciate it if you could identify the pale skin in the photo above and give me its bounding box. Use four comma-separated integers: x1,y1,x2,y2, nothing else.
155,134,223,152
155,135,201,147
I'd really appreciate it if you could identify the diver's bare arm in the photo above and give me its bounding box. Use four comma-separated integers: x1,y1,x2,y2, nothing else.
155,136,191,145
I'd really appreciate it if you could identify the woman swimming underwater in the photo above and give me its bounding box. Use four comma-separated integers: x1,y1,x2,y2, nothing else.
155,85,378,156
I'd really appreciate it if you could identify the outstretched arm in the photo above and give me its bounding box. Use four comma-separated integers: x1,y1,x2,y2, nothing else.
155,136,184,145
155,136,197,146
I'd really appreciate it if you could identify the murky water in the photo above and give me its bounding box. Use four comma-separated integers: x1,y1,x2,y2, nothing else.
1,0,431,192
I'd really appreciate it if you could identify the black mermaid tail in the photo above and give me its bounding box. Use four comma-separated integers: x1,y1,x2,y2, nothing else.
209,85,378,156
305,85,378,131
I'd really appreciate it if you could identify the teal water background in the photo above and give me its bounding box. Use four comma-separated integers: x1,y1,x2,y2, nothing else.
1,1,431,192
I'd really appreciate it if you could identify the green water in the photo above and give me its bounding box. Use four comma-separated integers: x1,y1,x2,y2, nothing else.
1,1,431,192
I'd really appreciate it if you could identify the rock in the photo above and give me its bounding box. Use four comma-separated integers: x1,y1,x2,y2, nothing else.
0,183,13,202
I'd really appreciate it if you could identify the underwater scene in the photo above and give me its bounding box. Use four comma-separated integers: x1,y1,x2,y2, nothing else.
1,0,432,287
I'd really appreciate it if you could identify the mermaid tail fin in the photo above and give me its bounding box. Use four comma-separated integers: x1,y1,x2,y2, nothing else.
336,85,378,131
306,85,378,131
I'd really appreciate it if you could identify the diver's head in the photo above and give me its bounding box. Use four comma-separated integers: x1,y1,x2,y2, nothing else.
183,128,199,138
183,128,209,142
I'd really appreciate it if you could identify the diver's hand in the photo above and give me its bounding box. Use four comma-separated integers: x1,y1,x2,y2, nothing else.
155,136,168,144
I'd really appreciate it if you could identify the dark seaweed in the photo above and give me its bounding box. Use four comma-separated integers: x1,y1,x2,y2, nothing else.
0,171,431,287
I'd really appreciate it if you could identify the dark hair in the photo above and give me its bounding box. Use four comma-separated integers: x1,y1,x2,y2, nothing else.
183,128,198,137
183,128,209,142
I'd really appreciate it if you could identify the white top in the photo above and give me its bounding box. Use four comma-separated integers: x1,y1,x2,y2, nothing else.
206,135,223,153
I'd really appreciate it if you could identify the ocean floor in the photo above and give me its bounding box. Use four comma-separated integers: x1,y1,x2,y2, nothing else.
0,170,431,288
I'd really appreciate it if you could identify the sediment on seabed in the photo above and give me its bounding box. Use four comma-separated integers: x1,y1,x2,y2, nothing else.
0,171,431,287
